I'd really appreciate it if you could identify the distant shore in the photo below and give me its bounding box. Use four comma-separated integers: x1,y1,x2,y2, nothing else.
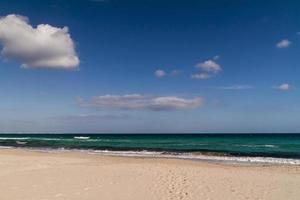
0,148,299,200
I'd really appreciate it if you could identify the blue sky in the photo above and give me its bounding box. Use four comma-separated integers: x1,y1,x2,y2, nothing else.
0,0,299,133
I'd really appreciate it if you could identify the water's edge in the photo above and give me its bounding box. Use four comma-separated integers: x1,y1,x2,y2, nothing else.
1,145,300,166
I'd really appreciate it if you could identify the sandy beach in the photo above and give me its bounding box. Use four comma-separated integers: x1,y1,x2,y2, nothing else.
0,149,299,200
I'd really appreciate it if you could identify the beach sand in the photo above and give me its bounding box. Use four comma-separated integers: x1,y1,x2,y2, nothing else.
0,149,299,200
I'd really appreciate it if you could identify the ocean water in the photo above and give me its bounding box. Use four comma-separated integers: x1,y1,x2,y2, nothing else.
0,134,299,165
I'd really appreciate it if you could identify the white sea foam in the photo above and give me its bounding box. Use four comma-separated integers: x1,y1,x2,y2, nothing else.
74,136,90,140
0,137,29,140
1,146,299,165
0,146,13,149
264,144,277,148
235,144,278,148
87,150,300,165
16,141,27,145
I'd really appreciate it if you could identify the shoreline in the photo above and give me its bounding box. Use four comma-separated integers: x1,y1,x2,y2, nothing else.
0,148,300,200
1,145,300,166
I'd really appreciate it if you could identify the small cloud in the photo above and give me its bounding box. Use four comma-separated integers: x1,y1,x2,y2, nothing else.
154,69,181,78
191,73,211,80
276,39,291,48
297,32,300,35
154,69,166,78
275,83,291,91
218,85,254,90
196,60,221,73
78,94,204,111
0,14,79,69
192,57,222,80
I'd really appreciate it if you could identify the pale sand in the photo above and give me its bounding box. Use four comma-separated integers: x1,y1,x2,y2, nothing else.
0,149,299,200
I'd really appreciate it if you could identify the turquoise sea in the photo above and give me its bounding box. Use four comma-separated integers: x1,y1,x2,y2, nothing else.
0,134,299,164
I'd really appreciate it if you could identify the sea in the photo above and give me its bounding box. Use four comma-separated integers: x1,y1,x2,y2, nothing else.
0,133,299,165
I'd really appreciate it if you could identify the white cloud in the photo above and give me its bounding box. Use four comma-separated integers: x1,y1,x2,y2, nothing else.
192,58,222,80
154,69,166,78
0,14,79,69
154,69,181,78
276,39,291,48
191,73,211,80
275,83,291,91
297,32,300,35
78,94,204,111
219,85,254,90
196,59,221,73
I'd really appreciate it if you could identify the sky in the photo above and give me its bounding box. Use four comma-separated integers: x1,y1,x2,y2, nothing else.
0,0,299,133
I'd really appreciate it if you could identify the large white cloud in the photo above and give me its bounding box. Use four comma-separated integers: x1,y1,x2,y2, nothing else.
0,14,79,69
78,94,204,111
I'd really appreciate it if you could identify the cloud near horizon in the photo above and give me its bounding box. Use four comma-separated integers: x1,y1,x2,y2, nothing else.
0,14,79,69
55,114,130,122
78,94,204,111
